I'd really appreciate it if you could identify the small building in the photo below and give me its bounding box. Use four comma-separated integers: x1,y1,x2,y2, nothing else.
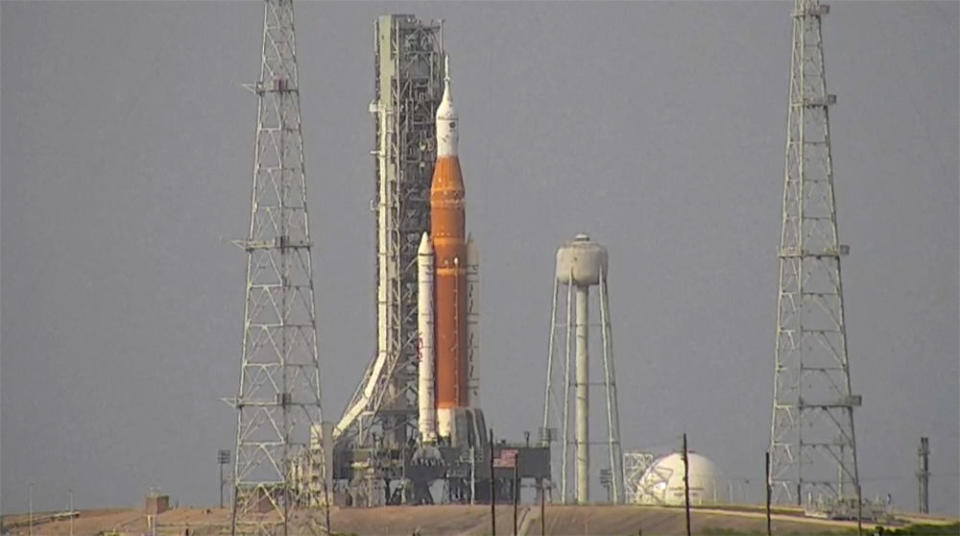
145,493,170,515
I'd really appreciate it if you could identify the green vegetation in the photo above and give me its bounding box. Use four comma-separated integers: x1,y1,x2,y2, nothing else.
701,522,959,536
702,529,853,535
877,523,960,535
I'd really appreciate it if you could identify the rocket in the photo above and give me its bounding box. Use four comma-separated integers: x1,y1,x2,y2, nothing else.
418,56,477,443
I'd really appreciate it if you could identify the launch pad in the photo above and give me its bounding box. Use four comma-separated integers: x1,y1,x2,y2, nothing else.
316,14,551,508
330,421,551,507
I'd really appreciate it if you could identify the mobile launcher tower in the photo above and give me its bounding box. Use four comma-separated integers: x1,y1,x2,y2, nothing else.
329,15,549,506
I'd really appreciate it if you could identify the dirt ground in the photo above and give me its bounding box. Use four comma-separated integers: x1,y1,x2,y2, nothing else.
3,504,956,536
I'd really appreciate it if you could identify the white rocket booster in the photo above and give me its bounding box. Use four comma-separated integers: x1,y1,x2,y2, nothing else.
417,232,437,443
465,235,479,404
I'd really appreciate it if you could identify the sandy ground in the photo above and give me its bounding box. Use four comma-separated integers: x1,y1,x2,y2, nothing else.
3,505,958,536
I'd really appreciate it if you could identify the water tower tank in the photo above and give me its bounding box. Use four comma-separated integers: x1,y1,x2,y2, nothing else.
556,234,608,286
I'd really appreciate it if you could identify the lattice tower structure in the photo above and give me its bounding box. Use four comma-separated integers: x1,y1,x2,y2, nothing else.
623,451,655,505
230,1,326,533
769,0,860,507
334,15,444,450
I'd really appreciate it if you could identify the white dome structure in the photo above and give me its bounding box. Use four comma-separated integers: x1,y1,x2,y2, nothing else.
631,452,727,506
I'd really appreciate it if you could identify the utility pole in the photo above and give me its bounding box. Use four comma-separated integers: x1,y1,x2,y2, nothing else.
28,483,34,536
540,480,546,536
69,489,75,536
490,428,496,536
768,0,861,508
682,434,691,536
917,437,930,513
765,452,772,536
513,461,520,536
229,1,326,534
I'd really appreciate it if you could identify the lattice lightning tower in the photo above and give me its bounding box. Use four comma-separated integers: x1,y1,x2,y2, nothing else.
230,0,326,533
769,0,860,507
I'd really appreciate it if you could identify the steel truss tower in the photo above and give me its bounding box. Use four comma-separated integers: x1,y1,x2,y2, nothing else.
230,0,326,533
334,15,445,451
769,0,860,507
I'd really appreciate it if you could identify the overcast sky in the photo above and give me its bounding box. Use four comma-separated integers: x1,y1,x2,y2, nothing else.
2,0,957,517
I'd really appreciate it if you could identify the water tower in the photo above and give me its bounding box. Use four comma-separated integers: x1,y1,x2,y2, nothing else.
541,234,624,504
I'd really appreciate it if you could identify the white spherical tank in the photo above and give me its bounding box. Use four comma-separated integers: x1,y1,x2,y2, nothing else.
556,234,608,286
635,452,726,506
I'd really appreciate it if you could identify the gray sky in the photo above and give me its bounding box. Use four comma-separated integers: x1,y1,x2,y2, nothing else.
2,0,957,517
